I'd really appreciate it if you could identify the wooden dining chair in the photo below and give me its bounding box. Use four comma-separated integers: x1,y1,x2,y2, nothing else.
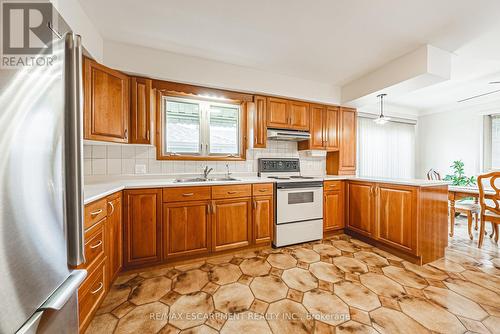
477,171,500,248
427,169,479,239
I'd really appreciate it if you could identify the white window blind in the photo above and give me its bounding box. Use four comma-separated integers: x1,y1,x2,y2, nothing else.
357,117,416,178
492,115,500,169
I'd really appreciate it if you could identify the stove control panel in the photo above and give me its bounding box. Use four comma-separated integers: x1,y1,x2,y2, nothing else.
258,158,300,174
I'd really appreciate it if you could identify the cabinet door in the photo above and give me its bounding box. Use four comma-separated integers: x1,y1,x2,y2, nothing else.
123,189,162,268
339,108,357,173
309,104,326,149
163,201,210,258
253,196,273,245
130,77,152,144
106,193,122,286
289,101,309,130
324,106,339,150
324,189,344,232
84,57,129,143
347,182,374,236
266,97,289,128
212,198,252,252
376,184,417,253
253,96,267,148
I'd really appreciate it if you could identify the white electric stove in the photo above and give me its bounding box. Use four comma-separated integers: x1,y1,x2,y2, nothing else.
258,158,324,247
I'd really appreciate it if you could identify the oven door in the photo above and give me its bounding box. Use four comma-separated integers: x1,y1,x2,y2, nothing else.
276,185,323,224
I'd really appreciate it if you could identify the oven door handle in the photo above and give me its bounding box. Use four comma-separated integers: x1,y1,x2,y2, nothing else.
277,187,323,192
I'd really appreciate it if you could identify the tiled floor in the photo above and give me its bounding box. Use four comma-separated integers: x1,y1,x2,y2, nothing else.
86,218,500,334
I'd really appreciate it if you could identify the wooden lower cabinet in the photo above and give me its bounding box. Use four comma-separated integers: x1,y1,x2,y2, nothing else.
78,258,106,333
324,188,344,232
345,181,448,264
106,193,122,287
347,181,374,236
212,198,252,252
123,189,163,268
163,201,211,258
375,184,417,253
253,195,273,244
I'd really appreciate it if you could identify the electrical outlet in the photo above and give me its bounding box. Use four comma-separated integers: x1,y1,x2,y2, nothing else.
135,164,147,174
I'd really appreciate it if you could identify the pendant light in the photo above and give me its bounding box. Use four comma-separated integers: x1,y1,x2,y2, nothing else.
374,93,391,125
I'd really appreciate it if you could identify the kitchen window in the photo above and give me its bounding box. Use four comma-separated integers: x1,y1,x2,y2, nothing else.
484,114,500,170
160,95,246,160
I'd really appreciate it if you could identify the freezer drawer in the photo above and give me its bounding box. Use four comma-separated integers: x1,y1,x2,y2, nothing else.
274,219,323,247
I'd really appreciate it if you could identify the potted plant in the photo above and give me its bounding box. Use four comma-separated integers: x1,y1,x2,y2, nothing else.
443,160,476,186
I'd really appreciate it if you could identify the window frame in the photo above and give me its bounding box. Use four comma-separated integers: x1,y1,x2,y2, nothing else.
484,113,500,171
156,93,247,161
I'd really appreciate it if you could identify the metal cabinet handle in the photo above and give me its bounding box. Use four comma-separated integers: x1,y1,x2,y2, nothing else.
253,200,257,209
108,201,115,215
146,130,150,140
124,129,128,139
182,193,194,197
258,189,266,192
90,209,102,217
212,203,216,214
227,191,237,194
90,282,103,294
90,240,102,249
207,204,211,214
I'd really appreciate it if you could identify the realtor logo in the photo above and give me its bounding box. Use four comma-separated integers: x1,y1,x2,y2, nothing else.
1,1,55,68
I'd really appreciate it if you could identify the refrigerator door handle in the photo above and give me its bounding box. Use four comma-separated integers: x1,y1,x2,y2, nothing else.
64,33,85,266
16,270,87,334
40,270,87,311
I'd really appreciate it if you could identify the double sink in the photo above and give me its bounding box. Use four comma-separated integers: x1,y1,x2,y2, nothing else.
174,177,240,183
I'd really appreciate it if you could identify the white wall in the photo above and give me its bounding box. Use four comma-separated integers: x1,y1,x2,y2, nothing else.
103,41,341,105
50,0,103,61
416,99,500,178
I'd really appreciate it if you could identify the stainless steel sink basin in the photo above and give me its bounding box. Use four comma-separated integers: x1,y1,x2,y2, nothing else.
174,177,207,183
208,177,240,182
174,177,240,183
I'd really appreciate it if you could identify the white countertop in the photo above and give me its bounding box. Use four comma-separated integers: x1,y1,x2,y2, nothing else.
323,175,449,187
84,175,272,204
84,174,449,204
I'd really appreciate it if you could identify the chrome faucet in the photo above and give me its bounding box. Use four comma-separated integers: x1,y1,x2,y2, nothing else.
203,165,213,179
225,164,232,179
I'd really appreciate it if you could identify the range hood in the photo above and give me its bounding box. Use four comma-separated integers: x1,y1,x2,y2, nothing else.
267,129,311,141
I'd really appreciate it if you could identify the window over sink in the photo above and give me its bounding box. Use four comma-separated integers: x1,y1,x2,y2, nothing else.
159,95,246,160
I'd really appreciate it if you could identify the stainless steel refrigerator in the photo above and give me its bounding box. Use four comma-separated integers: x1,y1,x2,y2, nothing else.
0,9,86,334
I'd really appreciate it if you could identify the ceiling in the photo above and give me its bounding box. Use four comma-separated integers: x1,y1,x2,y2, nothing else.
79,0,500,111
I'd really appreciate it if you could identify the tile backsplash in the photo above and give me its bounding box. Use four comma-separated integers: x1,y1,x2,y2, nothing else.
83,141,326,177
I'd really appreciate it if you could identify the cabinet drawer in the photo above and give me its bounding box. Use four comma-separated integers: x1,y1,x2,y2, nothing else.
212,184,252,199
83,220,105,269
84,198,107,229
252,183,274,196
324,180,342,191
78,258,106,332
163,186,211,202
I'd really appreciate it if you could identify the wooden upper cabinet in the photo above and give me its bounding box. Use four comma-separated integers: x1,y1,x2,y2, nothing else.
376,184,417,253
163,201,210,258
266,97,289,128
84,57,129,143
123,189,162,268
289,100,309,130
253,96,267,148
266,97,310,131
106,193,122,287
339,107,357,172
309,104,326,149
130,77,154,144
324,106,339,150
212,198,252,252
253,195,273,245
347,182,374,237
